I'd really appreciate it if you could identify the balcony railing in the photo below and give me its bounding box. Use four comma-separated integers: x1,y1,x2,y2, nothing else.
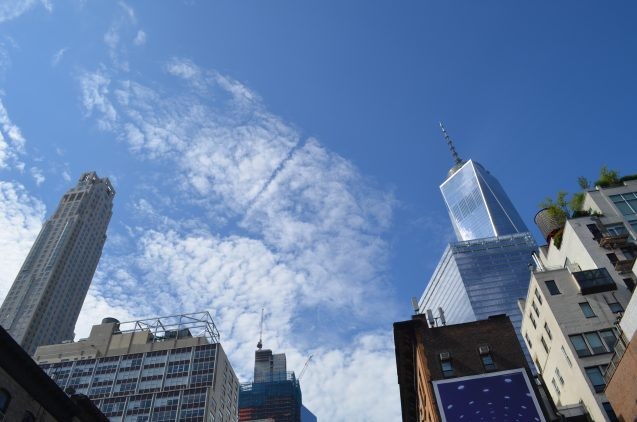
614,258,636,274
598,232,630,249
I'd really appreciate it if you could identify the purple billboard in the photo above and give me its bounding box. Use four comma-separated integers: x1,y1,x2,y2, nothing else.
432,368,545,422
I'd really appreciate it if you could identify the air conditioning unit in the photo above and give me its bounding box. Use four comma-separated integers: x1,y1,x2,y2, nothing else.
478,345,490,355
439,352,450,360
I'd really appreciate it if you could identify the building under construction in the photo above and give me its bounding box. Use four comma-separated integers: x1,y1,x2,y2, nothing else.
239,347,302,422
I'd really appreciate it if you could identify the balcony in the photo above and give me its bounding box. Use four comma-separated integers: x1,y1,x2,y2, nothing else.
572,268,617,295
598,232,630,249
615,258,636,274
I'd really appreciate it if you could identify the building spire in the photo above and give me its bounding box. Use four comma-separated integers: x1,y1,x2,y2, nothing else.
439,122,462,166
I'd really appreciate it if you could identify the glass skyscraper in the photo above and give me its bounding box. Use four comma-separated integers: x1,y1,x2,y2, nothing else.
420,133,536,367
440,159,529,241
0,171,114,354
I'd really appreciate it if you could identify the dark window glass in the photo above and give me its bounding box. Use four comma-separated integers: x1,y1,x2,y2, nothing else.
585,367,606,392
441,360,454,378
584,332,607,354
481,354,496,371
606,253,619,265
587,223,603,239
22,411,36,422
623,278,636,292
545,280,560,295
599,330,617,352
603,402,619,422
541,336,550,353
0,389,11,413
579,302,596,318
570,334,591,357
573,268,617,295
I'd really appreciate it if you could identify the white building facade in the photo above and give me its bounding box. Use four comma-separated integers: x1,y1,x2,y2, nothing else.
521,180,637,421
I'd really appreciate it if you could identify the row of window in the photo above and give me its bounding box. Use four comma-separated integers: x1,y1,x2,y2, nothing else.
439,346,496,377
569,329,618,357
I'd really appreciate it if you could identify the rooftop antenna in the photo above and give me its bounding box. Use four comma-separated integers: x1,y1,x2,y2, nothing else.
411,297,420,315
257,307,264,350
439,122,462,166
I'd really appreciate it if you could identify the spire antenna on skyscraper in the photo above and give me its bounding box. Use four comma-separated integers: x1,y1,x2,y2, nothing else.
439,122,463,166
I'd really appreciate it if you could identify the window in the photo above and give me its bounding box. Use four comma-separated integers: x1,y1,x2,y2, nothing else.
440,354,454,378
529,312,537,329
604,294,624,313
623,278,636,292
531,300,540,317
587,223,603,239
555,367,564,385
534,288,543,304
605,223,629,237
573,268,617,294
0,389,11,418
480,353,496,371
584,332,607,354
540,336,550,353
599,329,618,351
545,280,560,295
570,334,592,357
551,377,561,396
585,366,607,392
606,253,619,265
579,302,596,318
525,333,533,349
570,331,614,357
544,322,552,340
602,402,619,422
561,345,573,368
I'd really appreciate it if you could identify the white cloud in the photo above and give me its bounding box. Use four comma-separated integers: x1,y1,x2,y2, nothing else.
133,29,146,46
29,166,45,185
76,58,401,420
0,0,40,23
78,69,117,130
51,46,67,66
0,97,26,169
0,181,45,300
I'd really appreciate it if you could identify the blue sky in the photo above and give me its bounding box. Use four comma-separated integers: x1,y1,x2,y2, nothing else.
0,1,636,420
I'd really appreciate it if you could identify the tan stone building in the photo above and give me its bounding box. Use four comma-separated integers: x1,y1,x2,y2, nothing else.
33,312,239,422
394,314,551,422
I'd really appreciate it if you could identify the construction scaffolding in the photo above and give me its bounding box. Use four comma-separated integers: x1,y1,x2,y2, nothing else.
239,372,302,422
117,311,221,344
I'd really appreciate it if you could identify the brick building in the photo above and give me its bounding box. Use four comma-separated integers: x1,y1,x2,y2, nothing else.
394,314,553,422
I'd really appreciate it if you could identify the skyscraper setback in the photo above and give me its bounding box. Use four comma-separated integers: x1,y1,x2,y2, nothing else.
419,126,536,368
0,171,114,354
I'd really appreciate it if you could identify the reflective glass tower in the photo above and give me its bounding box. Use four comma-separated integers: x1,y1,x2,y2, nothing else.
441,159,529,241
0,171,114,354
419,125,536,367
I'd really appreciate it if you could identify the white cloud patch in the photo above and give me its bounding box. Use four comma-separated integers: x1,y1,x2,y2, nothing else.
29,166,45,185
133,29,146,46
76,58,401,420
51,46,68,66
0,97,26,169
0,181,45,300
78,69,117,130
0,0,47,23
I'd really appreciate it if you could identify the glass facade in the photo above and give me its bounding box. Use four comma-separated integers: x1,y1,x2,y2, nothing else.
440,160,528,242
420,233,537,368
609,191,637,233
40,344,238,422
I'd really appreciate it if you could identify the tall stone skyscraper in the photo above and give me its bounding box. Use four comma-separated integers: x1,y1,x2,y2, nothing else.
0,171,114,354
